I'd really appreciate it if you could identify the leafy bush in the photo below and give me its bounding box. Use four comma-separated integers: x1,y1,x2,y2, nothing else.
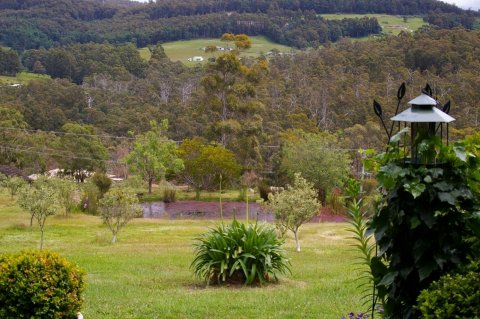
237,187,247,201
163,187,176,203
417,259,480,318
257,180,271,201
81,181,101,215
0,250,85,319
191,219,290,285
90,171,112,196
326,188,345,215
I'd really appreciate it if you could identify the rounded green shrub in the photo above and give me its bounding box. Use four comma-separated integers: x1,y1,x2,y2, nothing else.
191,220,290,285
0,250,85,319
417,259,480,318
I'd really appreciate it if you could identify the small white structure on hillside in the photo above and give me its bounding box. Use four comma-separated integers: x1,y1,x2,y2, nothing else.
187,56,204,62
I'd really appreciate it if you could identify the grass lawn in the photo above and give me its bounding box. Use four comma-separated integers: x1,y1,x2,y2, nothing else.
0,191,365,318
139,36,294,65
0,71,50,85
141,187,261,203
321,14,428,36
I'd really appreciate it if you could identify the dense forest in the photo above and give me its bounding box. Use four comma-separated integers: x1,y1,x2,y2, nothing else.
0,0,479,191
1,28,480,179
0,0,477,50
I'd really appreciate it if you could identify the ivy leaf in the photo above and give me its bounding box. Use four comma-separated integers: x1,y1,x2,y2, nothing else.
454,144,467,162
418,262,436,281
423,175,432,183
404,181,426,199
378,271,398,286
389,127,409,144
434,181,452,192
429,168,444,178
438,192,455,205
409,216,421,229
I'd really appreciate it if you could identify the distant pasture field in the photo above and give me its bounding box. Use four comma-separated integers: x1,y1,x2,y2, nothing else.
0,71,50,85
0,191,364,319
139,36,294,65
321,14,428,36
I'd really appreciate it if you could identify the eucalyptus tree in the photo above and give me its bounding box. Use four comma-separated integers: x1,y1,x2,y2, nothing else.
54,123,108,182
123,120,184,193
280,131,351,203
178,137,241,199
200,50,267,168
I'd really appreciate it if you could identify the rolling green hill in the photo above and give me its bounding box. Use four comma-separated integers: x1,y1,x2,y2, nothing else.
139,36,294,65
321,14,428,36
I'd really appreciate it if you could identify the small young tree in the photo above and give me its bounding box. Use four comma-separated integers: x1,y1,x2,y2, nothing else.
17,180,59,249
2,176,26,199
50,178,77,217
267,173,321,252
99,185,142,243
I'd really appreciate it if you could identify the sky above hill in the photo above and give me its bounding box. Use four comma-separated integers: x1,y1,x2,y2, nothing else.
130,0,480,10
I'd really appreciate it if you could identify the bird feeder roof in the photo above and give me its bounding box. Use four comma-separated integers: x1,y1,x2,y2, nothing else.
407,93,437,106
391,93,455,123
391,106,455,123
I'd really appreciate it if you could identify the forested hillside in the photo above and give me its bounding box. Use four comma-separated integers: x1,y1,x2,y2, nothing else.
0,0,477,50
1,28,479,177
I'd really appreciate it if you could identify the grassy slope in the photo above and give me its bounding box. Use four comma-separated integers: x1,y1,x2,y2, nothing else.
0,71,50,85
321,14,428,36
0,191,364,318
139,36,294,65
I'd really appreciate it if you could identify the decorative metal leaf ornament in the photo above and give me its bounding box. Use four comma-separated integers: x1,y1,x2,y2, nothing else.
397,82,406,100
422,83,433,97
373,100,383,117
442,101,451,114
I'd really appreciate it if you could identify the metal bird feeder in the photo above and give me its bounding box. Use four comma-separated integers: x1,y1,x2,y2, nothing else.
374,83,455,164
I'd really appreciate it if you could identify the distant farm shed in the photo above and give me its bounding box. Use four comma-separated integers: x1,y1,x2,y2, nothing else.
187,56,204,62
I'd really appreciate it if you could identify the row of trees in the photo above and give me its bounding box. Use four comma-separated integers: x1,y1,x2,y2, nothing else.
22,43,147,83
1,173,142,246
144,0,468,19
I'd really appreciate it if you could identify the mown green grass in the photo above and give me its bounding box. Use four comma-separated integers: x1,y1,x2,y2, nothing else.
0,71,50,85
321,14,428,36
141,187,260,203
140,36,294,65
0,191,365,318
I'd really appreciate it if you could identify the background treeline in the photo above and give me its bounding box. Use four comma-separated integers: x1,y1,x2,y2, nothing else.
1,28,479,176
0,0,477,51
21,43,148,84
144,0,465,19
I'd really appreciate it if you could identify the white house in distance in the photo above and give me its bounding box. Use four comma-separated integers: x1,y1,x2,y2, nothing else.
187,56,204,62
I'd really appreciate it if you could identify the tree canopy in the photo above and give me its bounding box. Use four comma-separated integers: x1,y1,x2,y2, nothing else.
123,120,184,193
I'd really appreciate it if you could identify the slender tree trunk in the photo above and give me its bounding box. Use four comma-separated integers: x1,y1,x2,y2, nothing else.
294,229,301,252
40,228,44,250
30,214,34,227
195,188,201,200
112,232,117,244
148,178,153,194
